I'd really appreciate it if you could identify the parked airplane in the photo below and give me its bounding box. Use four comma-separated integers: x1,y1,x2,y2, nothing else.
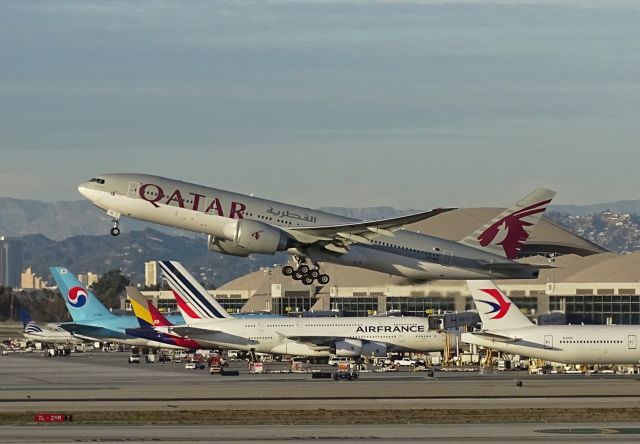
50,267,184,348
78,173,555,285
125,286,203,350
19,308,83,345
463,280,640,364
157,261,447,357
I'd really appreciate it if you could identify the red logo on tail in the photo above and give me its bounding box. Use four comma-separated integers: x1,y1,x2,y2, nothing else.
477,199,551,259
477,288,512,319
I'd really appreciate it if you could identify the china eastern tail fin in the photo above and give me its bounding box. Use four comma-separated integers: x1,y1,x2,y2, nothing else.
460,188,555,260
126,286,173,328
158,261,232,323
467,280,533,330
49,267,115,322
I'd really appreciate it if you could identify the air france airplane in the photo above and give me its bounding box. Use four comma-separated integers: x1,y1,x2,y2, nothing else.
78,173,555,285
50,267,184,348
463,280,640,364
157,261,447,357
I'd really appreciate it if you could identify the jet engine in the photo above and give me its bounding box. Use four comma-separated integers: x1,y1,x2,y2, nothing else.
207,235,251,257
361,341,387,358
209,219,290,256
332,338,362,357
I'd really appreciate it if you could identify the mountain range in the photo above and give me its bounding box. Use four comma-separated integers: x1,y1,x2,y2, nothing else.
3,196,640,287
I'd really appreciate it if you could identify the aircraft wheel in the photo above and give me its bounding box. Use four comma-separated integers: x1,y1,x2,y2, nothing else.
302,276,314,285
298,265,310,274
318,274,330,285
282,265,294,276
110,227,120,236
309,269,320,279
292,271,304,280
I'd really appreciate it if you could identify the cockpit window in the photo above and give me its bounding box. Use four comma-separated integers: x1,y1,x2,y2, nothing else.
89,178,106,184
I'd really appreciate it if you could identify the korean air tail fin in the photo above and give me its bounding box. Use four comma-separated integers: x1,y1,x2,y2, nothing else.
49,267,115,322
157,261,232,323
126,286,172,328
467,280,533,330
19,308,32,328
460,188,556,260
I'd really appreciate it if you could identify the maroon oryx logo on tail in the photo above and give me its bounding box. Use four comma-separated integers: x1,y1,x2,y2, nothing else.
477,199,552,259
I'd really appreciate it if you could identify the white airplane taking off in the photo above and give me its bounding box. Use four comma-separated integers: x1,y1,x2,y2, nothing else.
78,173,555,284
463,281,640,364
157,261,447,357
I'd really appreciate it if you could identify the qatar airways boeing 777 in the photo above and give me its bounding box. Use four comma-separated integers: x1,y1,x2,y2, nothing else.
78,173,554,284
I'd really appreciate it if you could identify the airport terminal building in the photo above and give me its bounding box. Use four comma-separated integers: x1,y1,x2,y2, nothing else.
136,208,640,326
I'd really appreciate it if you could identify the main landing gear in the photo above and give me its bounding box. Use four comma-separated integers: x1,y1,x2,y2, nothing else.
282,258,330,286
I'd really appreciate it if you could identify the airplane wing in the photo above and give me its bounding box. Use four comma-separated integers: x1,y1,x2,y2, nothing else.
170,326,258,347
58,323,127,339
479,262,557,270
285,208,455,253
467,331,520,343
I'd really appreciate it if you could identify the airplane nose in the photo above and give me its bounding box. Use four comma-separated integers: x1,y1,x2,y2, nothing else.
78,182,104,204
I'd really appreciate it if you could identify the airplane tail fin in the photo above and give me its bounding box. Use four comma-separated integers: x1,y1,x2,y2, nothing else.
460,188,556,259
157,261,232,323
126,286,173,328
467,280,533,330
49,267,115,322
19,308,32,328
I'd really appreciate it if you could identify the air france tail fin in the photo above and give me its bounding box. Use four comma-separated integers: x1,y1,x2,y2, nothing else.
157,261,232,323
49,267,115,322
460,188,556,260
126,286,173,328
467,280,533,330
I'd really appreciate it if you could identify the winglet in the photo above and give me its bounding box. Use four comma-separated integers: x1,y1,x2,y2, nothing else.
19,308,32,328
460,188,555,259
467,280,533,330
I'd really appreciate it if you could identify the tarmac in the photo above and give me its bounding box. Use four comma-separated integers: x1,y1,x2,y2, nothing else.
1,351,640,442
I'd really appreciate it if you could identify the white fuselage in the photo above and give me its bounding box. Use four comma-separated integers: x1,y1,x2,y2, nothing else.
173,316,447,357
79,173,538,280
462,325,640,365
22,324,83,345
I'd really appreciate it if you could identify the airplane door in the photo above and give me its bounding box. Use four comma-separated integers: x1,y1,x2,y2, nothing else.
441,251,453,266
544,335,553,349
628,335,637,350
127,182,140,198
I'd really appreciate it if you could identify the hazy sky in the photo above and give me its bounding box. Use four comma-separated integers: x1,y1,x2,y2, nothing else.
1,1,639,209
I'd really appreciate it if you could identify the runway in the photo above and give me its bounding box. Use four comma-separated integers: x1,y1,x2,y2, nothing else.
2,352,640,441
1,423,640,443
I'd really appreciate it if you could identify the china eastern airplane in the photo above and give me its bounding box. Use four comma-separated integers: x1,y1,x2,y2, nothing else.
463,281,640,364
50,267,185,348
154,261,447,357
78,173,555,285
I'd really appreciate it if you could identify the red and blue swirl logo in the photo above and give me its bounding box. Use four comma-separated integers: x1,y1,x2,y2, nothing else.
67,286,88,308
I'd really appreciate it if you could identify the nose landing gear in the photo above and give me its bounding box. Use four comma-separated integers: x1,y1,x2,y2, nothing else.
281,257,330,286
108,210,121,236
